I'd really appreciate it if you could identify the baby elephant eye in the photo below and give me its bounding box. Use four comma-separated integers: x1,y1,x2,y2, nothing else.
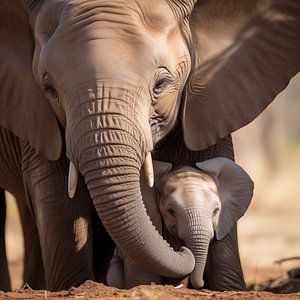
212,208,220,218
167,208,176,218
43,73,59,101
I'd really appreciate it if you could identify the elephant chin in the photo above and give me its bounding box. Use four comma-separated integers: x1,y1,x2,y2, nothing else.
67,95,195,279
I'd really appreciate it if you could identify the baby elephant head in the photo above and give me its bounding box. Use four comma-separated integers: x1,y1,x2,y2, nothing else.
149,158,254,289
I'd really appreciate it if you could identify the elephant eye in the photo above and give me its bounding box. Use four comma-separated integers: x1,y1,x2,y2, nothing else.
212,208,220,218
43,73,59,101
167,207,176,218
153,68,173,96
153,78,168,94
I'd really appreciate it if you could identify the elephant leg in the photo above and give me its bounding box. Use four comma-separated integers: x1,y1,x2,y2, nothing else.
23,174,95,291
15,194,45,289
204,223,246,291
124,256,162,289
107,248,162,289
91,203,115,284
106,248,125,289
0,189,11,291
21,145,95,291
107,247,162,289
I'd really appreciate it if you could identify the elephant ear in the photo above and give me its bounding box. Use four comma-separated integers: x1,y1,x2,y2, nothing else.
195,158,254,240
140,160,173,234
183,0,300,150
0,0,62,160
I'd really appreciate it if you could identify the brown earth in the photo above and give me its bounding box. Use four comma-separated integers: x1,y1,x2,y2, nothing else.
1,281,300,300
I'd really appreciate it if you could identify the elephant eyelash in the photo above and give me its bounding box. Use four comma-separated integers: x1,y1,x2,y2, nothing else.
153,77,172,95
152,68,174,96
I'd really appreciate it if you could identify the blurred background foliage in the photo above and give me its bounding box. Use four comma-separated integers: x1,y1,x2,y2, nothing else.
234,73,300,285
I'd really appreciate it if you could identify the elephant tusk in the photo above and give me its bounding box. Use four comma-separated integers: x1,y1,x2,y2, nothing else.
68,161,79,199
143,152,154,188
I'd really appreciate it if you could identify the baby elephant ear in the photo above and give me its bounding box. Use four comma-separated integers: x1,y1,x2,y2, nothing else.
195,158,254,240
140,160,173,233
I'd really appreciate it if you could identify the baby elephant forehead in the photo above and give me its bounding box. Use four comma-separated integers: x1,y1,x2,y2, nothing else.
161,166,218,195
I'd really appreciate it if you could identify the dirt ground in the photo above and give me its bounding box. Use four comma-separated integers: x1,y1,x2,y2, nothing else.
1,280,300,300
2,76,300,299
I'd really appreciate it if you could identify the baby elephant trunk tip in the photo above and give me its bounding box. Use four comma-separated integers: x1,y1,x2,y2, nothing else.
190,275,204,289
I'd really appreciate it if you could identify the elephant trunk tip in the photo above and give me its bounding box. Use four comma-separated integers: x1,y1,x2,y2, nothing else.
190,275,204,289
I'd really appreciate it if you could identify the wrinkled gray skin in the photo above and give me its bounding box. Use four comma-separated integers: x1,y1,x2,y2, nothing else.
0,188,45,291
107,158,254,289
1,0,300,291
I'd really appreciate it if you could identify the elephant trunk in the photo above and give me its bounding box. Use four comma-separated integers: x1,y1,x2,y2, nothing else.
67,91,195,278
182,209,214,289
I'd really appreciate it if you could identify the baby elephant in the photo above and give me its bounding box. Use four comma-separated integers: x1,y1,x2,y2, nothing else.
107,157,254,289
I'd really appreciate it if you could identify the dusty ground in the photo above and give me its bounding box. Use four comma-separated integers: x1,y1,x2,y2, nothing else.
1,281,300,300
2,76,300,299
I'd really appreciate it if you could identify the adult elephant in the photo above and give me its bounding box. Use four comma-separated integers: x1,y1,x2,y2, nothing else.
0,0,299,291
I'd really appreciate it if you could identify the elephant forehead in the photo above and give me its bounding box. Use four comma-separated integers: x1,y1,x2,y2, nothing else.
51,0,178,35
167,167,216,188
161,167,220,206
37,0,181,81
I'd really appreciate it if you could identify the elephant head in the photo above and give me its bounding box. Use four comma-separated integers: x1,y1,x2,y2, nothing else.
0,0,299,279
141,158,253,289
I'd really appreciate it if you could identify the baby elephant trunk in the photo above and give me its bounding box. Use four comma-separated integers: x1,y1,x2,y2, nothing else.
183,209,214,289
